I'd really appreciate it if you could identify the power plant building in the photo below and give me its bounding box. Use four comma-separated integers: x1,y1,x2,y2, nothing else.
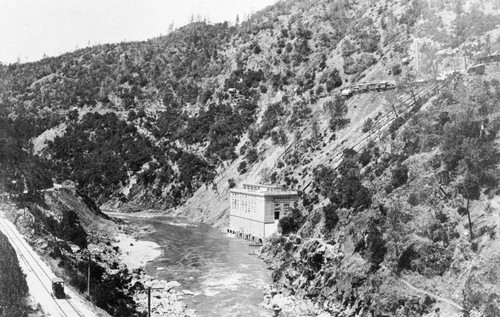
229,183,299,242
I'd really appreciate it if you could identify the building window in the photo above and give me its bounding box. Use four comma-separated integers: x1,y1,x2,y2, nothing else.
274,203,281,220
284,203,290,213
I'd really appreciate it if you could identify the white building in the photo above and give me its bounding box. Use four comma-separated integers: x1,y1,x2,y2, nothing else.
229,183,299,243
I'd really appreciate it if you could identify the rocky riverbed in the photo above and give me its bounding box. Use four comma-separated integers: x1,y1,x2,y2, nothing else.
128,270,197,316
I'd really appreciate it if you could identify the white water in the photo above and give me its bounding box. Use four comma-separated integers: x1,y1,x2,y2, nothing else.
118,214,273,317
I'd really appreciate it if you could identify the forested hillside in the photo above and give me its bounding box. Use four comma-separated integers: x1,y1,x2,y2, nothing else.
2,0,500,315
2,0,500,209
0,230,32,316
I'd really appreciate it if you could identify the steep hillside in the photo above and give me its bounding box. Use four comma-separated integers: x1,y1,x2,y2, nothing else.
4,0,481,210
0,230,35,316
2,0,500,316
256,73,500,316
2,186,148,316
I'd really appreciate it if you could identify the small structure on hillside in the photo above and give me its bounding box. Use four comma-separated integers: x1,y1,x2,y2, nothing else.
341,88,352,97
228,183,299,243
478,51,500,64
467,63,486,75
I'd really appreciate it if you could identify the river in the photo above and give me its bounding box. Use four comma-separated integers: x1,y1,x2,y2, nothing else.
116,213,273,317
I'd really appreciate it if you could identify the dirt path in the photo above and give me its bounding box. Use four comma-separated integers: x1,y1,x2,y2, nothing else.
400,278,466,312
0,210,105,317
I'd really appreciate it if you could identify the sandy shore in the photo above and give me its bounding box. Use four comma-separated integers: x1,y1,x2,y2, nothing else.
115,233,162,270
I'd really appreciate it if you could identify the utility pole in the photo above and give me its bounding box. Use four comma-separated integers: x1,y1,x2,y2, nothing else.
148,287,151,317
87,251,91,298
392,104,398,117
147,287,163,317
415,39,419,77
466,196,473,241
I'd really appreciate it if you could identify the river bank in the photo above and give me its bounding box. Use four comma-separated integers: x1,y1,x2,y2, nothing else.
107,210,273,317
106,210,197,316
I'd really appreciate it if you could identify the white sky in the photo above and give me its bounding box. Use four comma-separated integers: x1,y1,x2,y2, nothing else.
0,0,277,64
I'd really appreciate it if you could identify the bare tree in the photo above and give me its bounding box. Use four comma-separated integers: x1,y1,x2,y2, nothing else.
385,90,400,117
396,71,419,105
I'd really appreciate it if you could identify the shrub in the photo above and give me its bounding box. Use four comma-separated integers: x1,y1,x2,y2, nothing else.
340,39,355,56
269,233,286,246
279,208,304,235
392,64,402,76
343,53,376,75
323,204,339,233
245,148,258,164
408,193,420,207
388,116,406,136
330,68,343,88
365,227,387,269
237,161,248,174
228,178,236,188
253,44,262,54
391,164,409,188
359,149,372,166
0,231,29,313
271,129,288,146
362,118,374,133
313,165,337,197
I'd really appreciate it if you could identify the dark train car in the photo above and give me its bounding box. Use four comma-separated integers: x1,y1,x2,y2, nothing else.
51,277,65,299
358,84,369,92
367,83,378,91
467,64,485,75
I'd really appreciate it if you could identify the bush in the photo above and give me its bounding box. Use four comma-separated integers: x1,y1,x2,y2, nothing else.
392,64,402,76
366,227,387,269
271,129,288,146
408,193,420,207
268,233,286,246
391,164,409,188
340,39,355,56
0,231,29,313
388,116,406,137
359,149,372,166
362,118,374,133
245,148,258,164
279,208,304,235
343,53,376,75
228,178,236,188
237,161,248,174
323,204,339,233
253,44,262,54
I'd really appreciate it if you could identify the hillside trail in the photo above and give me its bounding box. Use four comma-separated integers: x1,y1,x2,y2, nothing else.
399,278,466,312
378,262,466,312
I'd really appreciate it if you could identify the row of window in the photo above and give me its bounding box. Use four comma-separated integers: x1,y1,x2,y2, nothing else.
275,203,290,212
231,197,291,215
275,196,294,201
231,198,257,214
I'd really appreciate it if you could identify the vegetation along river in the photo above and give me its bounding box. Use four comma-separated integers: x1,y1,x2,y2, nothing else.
118,213,273,316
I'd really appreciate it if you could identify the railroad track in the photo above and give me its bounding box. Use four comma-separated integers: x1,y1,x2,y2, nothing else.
300,84,439,191
0,214,85,317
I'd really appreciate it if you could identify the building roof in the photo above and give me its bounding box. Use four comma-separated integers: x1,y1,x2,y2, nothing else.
51,277,64,283
231,183,298,197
